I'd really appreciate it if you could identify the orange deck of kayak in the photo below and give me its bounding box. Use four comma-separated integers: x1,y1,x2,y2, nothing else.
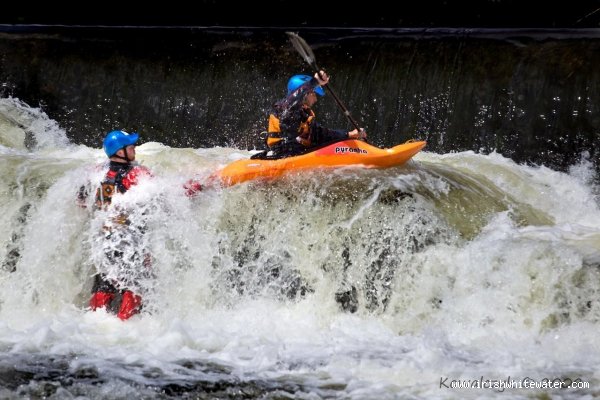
215,139,426,186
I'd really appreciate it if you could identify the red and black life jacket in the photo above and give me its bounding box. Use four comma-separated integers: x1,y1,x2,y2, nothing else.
95,162,151,209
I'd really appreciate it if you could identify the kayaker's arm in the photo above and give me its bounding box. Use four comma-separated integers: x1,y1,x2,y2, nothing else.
310,122,347,143
76,184,90,208
315,71,367,141
311,124,368,143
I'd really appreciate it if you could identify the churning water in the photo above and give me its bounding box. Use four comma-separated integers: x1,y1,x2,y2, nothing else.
1,98,598,398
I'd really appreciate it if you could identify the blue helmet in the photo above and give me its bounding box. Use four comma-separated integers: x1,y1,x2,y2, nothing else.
287,74,325,96
103,130,139,157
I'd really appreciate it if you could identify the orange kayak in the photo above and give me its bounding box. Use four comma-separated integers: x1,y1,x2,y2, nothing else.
215,139,426,187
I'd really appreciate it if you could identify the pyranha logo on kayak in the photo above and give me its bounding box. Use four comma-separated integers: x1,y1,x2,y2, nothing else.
335,147,367,154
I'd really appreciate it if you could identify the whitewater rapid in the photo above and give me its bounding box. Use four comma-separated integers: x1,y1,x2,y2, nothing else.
0,98,598,399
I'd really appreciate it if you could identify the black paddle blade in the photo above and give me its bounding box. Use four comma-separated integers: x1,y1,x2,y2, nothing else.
286,32,318,69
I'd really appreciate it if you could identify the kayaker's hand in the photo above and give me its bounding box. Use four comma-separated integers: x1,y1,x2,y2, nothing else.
184,179,203,197
315,70,329,86
348,129,367,140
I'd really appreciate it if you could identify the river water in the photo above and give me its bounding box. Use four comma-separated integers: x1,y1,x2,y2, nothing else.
0,97,598,398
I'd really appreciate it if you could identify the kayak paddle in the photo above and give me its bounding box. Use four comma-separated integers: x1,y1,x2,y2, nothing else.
286,32,365,137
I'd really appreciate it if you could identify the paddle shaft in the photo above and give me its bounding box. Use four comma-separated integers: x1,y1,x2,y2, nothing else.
321,80,362,132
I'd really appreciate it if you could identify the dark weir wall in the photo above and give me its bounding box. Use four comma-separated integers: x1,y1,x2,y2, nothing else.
1,26,599,170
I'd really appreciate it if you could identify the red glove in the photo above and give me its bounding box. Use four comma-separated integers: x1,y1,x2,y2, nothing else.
184,179,203,197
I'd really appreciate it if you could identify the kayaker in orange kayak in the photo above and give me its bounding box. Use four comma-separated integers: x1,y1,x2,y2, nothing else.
257,70,367,159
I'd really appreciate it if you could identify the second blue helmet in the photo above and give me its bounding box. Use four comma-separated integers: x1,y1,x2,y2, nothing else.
103,130,139,157
287,74,325,96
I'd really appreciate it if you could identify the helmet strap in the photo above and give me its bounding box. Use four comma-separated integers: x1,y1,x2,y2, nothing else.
111,147,131,163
